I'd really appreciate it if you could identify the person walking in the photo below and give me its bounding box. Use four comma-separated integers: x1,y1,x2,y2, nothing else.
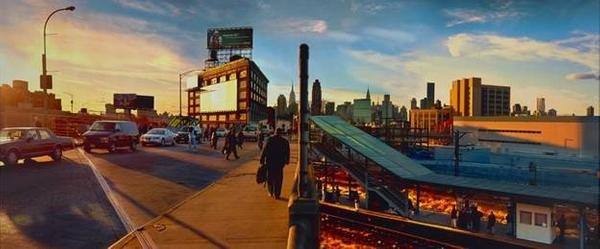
487,211,497,234
188,126,197,151
237,130,244,149
472,205,482,232
450,205,458,228
557,214,566,243
224,131,239,160
258,131,266,150
260,128,290,199
210,130,218,150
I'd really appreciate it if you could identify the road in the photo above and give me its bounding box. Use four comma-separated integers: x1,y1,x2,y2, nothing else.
1,139,261,248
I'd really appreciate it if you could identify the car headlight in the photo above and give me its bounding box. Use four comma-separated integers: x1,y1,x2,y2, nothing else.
100,137,109,143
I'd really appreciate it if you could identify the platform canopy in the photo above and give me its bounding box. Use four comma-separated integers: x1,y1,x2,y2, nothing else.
310,115,598,207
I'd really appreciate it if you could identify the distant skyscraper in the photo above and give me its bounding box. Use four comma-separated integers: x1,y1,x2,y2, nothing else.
427,82,435,108
420,97,428,109
276,94,287,117
325,101,335,115
400,105,408,121
548,108,557,116
410,98,417,109
366,87,371,100
288,84,298,115
311,79,322,115
536,97,546,116
352,88,372,124
382,94,393,121
587,106,594,116
336,101,353,121
512,103,522,116
450,77,510,116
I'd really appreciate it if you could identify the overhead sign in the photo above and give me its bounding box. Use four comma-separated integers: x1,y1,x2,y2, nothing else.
136,95,154,110
207,27,253,49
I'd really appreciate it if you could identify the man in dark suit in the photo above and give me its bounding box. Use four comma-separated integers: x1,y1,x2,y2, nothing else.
260,128,290,199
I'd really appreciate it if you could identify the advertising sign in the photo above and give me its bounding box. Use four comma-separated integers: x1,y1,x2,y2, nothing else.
113,94,137,109
136,95,154,110
199,79,238,113
207,27,253,49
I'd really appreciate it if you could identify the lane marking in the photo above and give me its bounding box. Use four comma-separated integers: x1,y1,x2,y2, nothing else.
77,148,157,249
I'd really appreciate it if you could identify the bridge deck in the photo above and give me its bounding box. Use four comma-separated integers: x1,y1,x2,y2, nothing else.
111,143,298,249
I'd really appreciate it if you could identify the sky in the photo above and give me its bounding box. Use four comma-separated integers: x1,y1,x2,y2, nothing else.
1,0,598,115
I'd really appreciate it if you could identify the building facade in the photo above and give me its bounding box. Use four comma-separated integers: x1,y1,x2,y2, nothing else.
536,97,546,116
450,77,510,117
454,116,600,158
187,58,268,128
276,94,288,117
409,107,453,134
311,79,322,115
324,101,335,115
587,106,594,116
352,89,372,124
426,82,435,108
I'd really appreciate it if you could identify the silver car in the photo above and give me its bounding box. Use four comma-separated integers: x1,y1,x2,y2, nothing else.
140,128,176,147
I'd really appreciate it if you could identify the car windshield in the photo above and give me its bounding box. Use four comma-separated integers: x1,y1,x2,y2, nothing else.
217,128,225,131
0,130,26,141
148,129,165,135
245,127,257,131
90,122,116,131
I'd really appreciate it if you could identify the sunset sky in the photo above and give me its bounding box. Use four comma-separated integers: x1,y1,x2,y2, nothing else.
1,0,598,115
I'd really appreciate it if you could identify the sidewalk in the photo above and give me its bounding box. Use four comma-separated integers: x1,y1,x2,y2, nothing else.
111,142,298,249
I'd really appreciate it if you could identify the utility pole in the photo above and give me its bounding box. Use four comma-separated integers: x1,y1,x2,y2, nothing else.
63,92,73,113
453,130,469,176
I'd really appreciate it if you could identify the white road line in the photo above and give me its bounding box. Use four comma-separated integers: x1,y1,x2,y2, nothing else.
77,148,157,249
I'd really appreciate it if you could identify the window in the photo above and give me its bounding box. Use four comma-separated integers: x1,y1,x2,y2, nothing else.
240,113,247,120
229,114,236,120
534,213,548,227
26,130,40,140
520,211,532,225
240,70,247,78
239,101,247,110
240,80,247,88
239,91,247,99
229,73,236,80
39,130,51,140
218,115,226,121
219,75,226,82
211,78,217,84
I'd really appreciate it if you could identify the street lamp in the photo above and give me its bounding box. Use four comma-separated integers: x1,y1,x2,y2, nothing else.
179,69,203,117
42,6,75,110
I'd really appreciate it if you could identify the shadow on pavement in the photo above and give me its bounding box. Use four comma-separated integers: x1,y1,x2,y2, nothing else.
0,158,127,249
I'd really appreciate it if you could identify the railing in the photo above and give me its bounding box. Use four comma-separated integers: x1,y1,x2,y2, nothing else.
287,162,320,249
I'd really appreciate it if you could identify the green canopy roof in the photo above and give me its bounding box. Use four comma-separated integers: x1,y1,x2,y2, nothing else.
310,116,597,207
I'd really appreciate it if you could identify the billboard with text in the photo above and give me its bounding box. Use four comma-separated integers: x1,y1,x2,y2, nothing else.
207,27,253,49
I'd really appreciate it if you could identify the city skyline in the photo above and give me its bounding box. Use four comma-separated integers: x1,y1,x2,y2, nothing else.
1,0,598,115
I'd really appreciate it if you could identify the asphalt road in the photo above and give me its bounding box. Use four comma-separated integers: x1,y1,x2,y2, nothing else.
0,139,262,248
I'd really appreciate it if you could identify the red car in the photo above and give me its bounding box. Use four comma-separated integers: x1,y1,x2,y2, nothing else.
0,127,74,166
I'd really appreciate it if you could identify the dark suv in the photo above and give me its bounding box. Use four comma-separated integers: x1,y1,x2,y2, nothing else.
83,120,139,153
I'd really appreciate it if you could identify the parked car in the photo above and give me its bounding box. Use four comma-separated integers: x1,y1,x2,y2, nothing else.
141,128,176,146
174,126,201,144
82,120,139,153
215,127,228,137
242,126,259,141
0,127,74,166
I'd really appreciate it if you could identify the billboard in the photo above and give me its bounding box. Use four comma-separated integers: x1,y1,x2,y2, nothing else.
200,79,238,113
136,95,154,110
207,27,253,49
114,94,137,109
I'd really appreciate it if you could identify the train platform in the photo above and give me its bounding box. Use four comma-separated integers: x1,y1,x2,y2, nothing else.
110,142,298,249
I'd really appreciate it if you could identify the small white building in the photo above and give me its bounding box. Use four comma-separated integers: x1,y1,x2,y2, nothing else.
516,203,556,244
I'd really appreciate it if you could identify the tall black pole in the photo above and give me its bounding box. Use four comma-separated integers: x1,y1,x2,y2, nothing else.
298,44,309,197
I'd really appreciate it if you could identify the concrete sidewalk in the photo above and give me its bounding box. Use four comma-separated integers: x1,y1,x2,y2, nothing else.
111,142,298,249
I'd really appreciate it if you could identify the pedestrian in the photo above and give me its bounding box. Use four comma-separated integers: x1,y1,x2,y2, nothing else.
260,128,290,199
450,205,458,228
506,211,513,235
33,116,42,127
472,205,482,232
557,214,566,243
224,131,239,160
237,130,244,149
188,126,197,150
204,128,209,143
211,130,218,150
487,211,496,234
258,131,266,150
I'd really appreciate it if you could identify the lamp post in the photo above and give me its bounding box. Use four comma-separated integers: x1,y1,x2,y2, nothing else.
179,69,202,117
42,6,75,110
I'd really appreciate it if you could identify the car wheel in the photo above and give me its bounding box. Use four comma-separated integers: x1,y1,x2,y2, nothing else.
161,138,165,146
5,150,18,166
130,141,137,152
171,139,175,146
51,146,62,161
108,143,116,153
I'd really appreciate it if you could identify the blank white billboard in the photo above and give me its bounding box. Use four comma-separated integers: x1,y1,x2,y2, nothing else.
200,79,238,112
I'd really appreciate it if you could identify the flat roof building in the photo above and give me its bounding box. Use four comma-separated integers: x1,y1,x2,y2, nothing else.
450,77,510,117
187,58,268,128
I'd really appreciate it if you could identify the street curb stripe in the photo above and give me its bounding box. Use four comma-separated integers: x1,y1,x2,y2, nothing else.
76,148,157,249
